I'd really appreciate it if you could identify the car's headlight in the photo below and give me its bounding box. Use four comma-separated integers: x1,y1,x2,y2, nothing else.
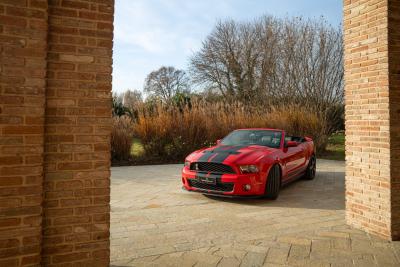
239,165,259,174
184,160,191,167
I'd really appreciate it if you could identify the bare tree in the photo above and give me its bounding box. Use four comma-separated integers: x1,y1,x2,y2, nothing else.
269,17,344,110
190,20,262,103
123,89,143,111
144,66,190,103
190,16,344,113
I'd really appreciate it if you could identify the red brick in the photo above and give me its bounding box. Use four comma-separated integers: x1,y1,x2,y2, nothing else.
0,258,19,267
0,157,23,165
53,216,90,226
0,96,24,104
25,156,43,164
0,166,42,176
0,218,21,228
0,14,26,27
43,244,73,254
92,249,109,259
0,116,23,124
6,6,46,18
22,215,41,226
55,180,83,189
0,176,23,186
46,208,74,217
29,0,48,9
52,252,90,263
21,254,40,266
3,126,44,135
60,198,91,207
50,7,77,18
62,0,90,10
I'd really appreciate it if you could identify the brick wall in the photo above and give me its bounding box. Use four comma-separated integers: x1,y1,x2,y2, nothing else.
344,0,400,240
0,0,114,266
43,0,113,266
0,0,48,266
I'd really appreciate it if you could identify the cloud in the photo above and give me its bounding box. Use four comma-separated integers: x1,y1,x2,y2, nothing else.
114,1,166,53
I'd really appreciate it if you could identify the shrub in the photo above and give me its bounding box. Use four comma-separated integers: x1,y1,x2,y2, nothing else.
111,116,134,161
134,103,207,159
133,101,328,162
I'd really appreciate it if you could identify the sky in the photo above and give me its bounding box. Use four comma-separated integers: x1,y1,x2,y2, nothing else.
113,0,343,94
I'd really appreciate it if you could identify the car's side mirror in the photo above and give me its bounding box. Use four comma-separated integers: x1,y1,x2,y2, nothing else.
216,139,221,145
286,141,298,148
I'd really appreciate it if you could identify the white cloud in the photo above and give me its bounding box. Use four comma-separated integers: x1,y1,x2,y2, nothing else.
115,27,174,53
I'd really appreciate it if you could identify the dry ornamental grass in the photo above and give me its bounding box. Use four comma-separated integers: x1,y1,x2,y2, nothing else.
111,116,134,160
131,101,327,162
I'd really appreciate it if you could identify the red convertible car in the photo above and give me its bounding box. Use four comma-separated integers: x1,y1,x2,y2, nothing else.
182,128,316,199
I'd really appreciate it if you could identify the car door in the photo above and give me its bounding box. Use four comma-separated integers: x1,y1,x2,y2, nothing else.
281,139,306,179
280,146,297,183
283,146,301,175
290,142,307,172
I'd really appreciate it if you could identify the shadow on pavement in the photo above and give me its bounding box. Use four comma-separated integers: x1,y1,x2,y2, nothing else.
203,171,345,211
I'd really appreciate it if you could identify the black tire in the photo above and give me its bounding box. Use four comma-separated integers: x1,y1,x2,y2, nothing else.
303,155,316,180
264,165,281,200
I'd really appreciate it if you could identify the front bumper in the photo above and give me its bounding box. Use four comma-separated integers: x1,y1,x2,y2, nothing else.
181,167,265,196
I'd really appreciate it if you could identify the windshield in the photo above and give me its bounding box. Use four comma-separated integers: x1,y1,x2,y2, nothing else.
221,130,282,148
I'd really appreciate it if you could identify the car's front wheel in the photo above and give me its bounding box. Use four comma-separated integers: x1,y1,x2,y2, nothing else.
264,165,281,200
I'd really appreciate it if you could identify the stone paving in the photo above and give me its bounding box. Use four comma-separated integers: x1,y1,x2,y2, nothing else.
110,160,400,267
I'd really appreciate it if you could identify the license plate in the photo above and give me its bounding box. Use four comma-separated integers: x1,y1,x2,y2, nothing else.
196,175,216,185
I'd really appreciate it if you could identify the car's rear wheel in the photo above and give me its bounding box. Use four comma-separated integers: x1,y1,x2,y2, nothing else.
264,165,281,200
303,155,316,180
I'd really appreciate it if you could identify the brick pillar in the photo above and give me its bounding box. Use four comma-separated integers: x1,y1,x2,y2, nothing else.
0,1,48,266
388,0,400,238
344,0,400,240
42,0,113,266
1,0,113,266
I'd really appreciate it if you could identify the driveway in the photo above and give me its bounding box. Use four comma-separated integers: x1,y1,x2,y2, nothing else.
110,160,400,266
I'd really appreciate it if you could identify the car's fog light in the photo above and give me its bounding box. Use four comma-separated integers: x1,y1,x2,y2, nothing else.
244,184,251,191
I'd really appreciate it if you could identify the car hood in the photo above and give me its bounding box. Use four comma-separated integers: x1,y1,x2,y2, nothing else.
187,145,277,165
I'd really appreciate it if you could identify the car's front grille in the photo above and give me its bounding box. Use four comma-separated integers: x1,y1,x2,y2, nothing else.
190,162,235,174
188,179,234,192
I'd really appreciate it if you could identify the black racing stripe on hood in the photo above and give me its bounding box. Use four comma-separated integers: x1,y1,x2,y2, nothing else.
197,151,214,162
197,145,248,163
211,145,247,153
197,145,234,162
206,145,248,163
